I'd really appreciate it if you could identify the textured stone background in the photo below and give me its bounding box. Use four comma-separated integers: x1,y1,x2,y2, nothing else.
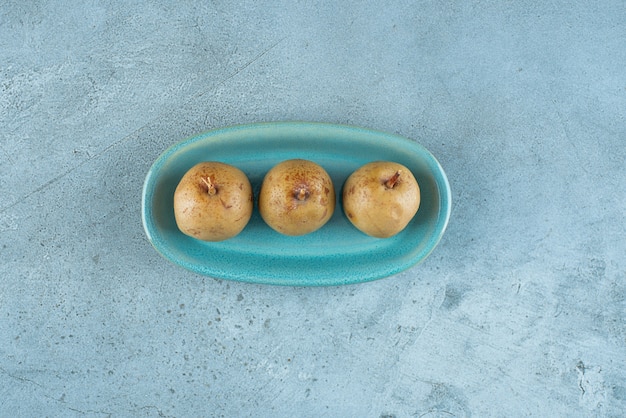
1,1,625,416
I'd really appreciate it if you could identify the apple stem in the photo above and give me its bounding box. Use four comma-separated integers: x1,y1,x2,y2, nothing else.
201,176,217,196
385,170,401,189
296,188,307,201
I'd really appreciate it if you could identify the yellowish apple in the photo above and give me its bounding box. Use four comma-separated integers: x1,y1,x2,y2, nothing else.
259,159,335,236
342,161,420,238
173,162,253,241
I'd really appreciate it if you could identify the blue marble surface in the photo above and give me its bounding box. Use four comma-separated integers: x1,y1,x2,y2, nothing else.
1,1,625,416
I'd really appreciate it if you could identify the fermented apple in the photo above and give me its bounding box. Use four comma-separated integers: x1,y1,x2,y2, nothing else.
342,161,420,238
173,162,253,241
259,159,335,236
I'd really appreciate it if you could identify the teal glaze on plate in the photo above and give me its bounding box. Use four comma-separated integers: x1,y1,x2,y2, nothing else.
141,122,451,286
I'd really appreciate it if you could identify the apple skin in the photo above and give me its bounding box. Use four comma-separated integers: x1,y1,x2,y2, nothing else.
342,161,420,238
173,162,253,241
258,159,335,236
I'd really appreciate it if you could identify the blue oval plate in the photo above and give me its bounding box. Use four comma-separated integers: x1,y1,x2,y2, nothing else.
142,122,451,286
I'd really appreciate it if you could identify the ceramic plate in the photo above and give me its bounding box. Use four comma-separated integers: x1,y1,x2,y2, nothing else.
142,122,451,286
